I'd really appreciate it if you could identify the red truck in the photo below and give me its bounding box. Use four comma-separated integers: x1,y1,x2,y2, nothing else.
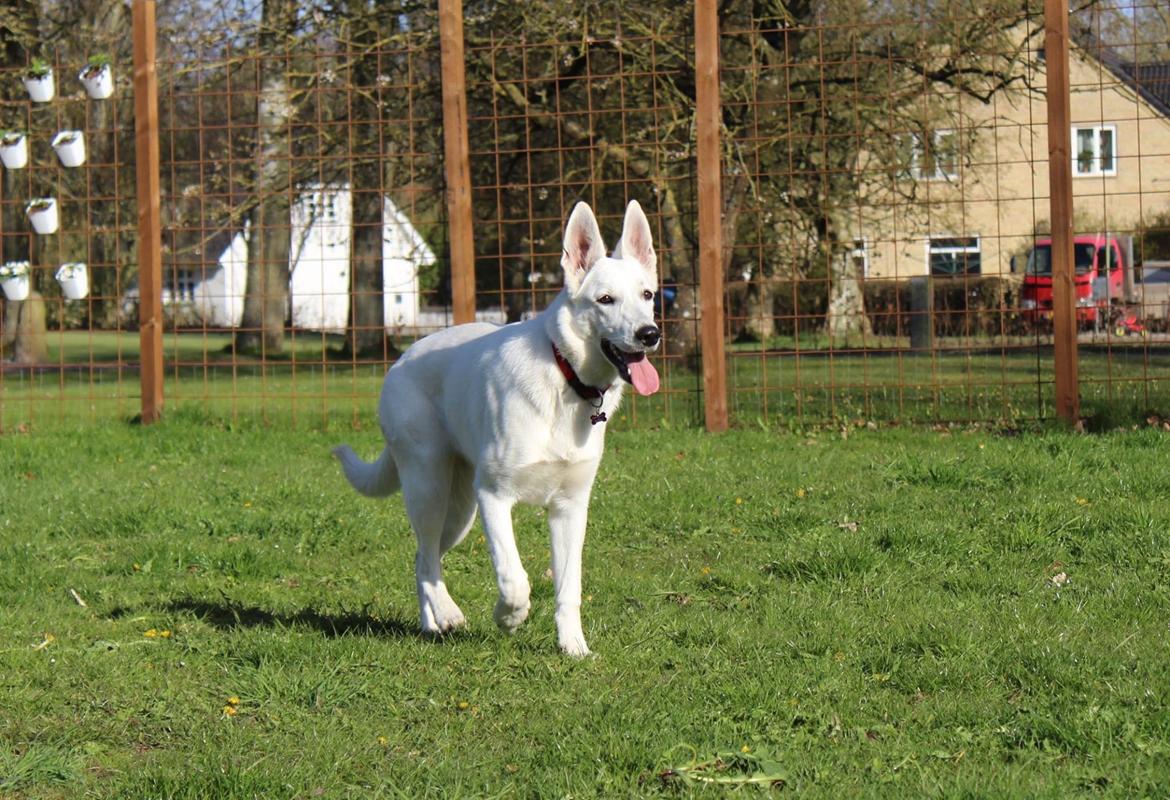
1020,234,1128,326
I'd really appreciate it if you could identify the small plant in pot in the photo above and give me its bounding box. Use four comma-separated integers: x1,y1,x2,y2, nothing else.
0,261,32,302
26,197,59,235
23,58,55,103
56,262,89,300
51,130,86,167
79,53,114,100
0,130,28,169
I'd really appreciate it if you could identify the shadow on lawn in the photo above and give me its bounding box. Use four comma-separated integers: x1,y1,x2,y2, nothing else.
110,597,430,640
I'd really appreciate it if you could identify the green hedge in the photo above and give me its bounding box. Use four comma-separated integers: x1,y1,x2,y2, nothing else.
864,275,1024,337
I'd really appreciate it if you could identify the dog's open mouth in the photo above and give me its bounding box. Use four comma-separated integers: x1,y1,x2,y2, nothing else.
601,339,660,396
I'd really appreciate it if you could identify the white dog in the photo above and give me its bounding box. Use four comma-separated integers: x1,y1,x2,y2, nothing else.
334,200,661,656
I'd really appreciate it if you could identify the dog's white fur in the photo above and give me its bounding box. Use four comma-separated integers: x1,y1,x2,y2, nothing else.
334,200,660,656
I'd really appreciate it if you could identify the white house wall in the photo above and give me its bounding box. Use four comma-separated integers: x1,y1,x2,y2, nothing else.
195,229,247,328
382,197,433,330
193,188,434,332
289,188,352,333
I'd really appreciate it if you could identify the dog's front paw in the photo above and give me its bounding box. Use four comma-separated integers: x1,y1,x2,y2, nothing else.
420,595,467,636
558,633,591,658
493,597,530,634
430,602,467,635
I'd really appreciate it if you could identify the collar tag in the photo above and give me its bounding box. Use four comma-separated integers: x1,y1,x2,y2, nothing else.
552,343,611,425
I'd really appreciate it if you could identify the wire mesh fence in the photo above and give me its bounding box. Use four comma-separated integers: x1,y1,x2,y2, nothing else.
1,0,1168,431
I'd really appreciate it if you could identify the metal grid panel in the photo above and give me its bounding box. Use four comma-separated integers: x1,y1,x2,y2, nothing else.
717,0,1170,425
153,4,448,427
1,1,1168,431
461,9,704,427
0,33,138,428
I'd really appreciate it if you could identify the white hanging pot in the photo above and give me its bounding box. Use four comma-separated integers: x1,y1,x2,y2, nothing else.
79,62,114,100
0,132,28,169
0,261,32,302
56,262,89,300
23,66,55,103
26,198,59,235
51,130,86,167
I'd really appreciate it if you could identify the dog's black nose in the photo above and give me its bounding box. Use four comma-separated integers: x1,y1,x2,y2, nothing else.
635,325,661,348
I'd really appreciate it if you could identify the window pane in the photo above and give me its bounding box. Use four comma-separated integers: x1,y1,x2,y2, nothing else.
911,132,925,178
930,237,977,250
1076,128,1095,174
896,134,916,179
936,131,958,178
929,238,981,276
1099,128,1114,172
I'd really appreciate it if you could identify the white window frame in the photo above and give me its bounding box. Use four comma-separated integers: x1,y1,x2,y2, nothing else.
905,130,959,181
1072,124,1117,177
925,235,981,276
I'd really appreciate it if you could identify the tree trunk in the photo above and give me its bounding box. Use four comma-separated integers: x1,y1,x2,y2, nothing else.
342,3,390,358
822,210,873,341
744,279,777,341
825,257,871,340
347,181,386,357
657,182,701,363
2,292,48,364
235,0,294,354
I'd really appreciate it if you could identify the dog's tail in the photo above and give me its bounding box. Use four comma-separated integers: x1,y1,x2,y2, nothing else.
332,444,401,498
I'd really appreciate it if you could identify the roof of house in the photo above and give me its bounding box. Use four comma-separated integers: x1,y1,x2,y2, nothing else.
1066,26,1170,118
1119,61,1170,114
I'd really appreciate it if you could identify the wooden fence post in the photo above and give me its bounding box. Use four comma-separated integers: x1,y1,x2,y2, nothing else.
439,0,476,326
133,0,163,423
1044,0,1080,423
695,0,728,432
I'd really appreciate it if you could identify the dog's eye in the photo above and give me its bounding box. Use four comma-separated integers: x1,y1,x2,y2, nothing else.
642,290,654,301
597,295,614,305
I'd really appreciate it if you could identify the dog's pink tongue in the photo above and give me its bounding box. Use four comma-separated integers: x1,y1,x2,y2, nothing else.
629,357,660,396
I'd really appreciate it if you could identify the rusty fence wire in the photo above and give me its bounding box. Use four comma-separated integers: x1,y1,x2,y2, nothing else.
1,0,1168,432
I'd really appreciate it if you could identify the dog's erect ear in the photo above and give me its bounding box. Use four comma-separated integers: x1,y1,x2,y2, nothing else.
561,201,607,293
611,199,656,278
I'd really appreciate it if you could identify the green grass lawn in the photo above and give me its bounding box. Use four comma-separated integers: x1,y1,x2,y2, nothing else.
3,419,1170,797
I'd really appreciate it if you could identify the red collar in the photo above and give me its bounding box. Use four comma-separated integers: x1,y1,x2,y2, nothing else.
552,343,612,425
551,343,610,400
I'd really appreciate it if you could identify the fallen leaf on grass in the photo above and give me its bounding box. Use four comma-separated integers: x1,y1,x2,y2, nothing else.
658,744,788,789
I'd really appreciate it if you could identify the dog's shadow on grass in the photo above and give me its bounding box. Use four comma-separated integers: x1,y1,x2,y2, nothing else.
110,598,480,644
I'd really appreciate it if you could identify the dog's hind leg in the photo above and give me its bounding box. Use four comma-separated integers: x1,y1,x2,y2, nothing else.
476,486,531,634
439,461,477,556
399,454,467,636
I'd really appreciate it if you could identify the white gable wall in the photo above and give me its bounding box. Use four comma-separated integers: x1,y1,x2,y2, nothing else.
189,187,434,332
289,188,352,333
